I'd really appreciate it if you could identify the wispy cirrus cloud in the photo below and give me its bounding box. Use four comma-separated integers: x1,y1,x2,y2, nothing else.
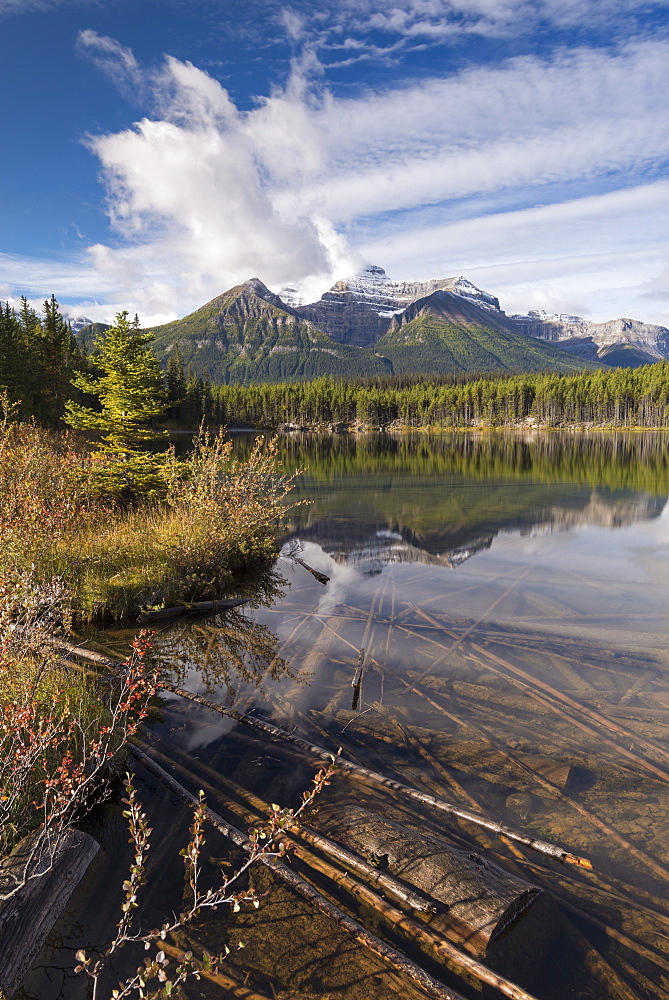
361,181,669,321
291,40,669,220
325,0,669,43
0,0,98,16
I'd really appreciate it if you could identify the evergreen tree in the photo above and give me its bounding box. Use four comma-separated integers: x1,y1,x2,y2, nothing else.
40,294,81,424
65,311,168,455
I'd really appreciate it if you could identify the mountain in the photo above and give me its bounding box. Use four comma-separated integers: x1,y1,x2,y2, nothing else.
511,310,669,367
290,264,501,348
373,290,595,374
147,278,391,383
291,265,669,369
146,276,593,382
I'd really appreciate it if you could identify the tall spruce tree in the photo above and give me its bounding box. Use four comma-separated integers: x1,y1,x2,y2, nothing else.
40,294,81,424
65,312,169,499
65,311,167,455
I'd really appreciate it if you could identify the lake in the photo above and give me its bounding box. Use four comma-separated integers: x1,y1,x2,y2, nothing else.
24,431,669,1000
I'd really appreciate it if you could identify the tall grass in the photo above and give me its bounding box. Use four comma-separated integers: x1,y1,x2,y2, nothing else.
0,419,303,622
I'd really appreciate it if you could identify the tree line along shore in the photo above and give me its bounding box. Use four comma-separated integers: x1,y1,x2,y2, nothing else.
200,366,669,430
3,295,669,432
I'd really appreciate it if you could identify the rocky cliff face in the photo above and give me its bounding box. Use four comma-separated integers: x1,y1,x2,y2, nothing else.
511,310,669,363
291,265,501,348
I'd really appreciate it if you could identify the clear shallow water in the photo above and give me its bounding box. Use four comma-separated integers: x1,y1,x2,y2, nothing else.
25,432,669,1000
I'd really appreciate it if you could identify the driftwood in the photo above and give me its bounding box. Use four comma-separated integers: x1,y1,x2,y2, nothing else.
0,828,99,998
380,652,669,887
402,606,669,786
292,556,330,585
147,741,437,914
317,805,556,979
130,746,469,1000
137,598,249,623
54,638,592,868
161,684,591,867
152,743,544,1000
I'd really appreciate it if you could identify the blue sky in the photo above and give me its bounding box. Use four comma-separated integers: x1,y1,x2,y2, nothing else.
1,0,669,326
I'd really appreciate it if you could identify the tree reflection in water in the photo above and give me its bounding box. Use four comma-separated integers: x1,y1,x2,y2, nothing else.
155,567,301,702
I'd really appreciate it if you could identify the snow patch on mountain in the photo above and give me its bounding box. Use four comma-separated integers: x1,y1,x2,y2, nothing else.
330,265,501,314
511,309,586,325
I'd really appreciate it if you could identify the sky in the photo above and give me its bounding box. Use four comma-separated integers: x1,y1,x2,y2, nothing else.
1,0,669,327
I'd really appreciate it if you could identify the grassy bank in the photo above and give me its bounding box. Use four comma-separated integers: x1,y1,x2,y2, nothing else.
0,422,302,622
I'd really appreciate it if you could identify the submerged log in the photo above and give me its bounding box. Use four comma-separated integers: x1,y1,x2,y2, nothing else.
317,805,557,983
55,640,592,868
0,828,99,998
137,598,249,623
292,556,330,586
151,742,543,1000
131,747,469,1000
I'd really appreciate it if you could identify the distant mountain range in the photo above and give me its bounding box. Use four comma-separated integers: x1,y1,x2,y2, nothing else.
78,264,669,383
509,309,669,367
145,269,598,383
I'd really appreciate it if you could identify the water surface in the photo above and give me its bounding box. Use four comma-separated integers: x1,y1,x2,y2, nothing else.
25,432,669,1000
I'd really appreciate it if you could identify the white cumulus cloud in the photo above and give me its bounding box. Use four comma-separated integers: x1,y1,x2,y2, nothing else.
79,30,356,317
7,19,669,326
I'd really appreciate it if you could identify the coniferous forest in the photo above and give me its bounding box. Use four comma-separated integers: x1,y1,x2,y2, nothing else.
0,296,85,423
202,366,669,428
2,298,669,429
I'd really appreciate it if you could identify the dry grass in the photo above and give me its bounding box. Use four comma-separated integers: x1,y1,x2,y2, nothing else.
0,421,303,622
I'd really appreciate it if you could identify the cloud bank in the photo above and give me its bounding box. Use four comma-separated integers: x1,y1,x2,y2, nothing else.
72,26,669,323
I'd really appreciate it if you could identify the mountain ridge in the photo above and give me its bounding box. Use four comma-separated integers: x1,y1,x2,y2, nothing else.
510,310,669,366
147,278,392,383
145,276,598,382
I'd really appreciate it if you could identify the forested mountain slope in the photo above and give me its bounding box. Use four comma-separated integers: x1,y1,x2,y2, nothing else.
146,278,391,383
375,291,597,374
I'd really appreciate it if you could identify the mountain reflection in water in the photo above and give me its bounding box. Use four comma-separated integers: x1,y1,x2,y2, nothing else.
275,432,668,573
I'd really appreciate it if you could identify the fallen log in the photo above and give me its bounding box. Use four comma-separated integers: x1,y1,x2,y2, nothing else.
291,830,545,1000
317,804,557,982
164,685,591,867
146,740,438,913
130,746,469,1000
150,742,544,1000
137,598,249,623
54,639,592,869
0,828,99,998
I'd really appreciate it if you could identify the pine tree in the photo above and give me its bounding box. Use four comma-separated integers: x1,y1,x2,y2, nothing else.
65,312,169,499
